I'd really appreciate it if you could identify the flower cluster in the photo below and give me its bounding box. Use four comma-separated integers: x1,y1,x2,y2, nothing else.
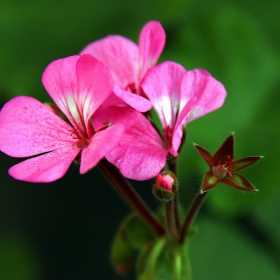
0,21,227,183
0,20,263,280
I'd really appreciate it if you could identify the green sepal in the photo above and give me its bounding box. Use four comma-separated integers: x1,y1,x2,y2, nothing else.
111,213,157,275
233,156,262,172
137,238,166,280
137,240,192,280
222,174,258,192
124,213,157,250
201,171,219,192
174,244,192,280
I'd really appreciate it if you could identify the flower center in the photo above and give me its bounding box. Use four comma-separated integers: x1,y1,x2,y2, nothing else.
125,82,137,94
70,128,90,149
212,155,234,179
163,126,173,148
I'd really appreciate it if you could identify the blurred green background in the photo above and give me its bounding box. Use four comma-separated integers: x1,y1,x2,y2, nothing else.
0,0,279,279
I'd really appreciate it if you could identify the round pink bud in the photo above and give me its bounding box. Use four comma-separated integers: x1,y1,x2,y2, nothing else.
156,174,174,191
153,171,178,201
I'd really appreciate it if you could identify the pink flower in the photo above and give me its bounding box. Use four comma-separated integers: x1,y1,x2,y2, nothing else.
80,21,166,112
141,61,227,156
93,105,168,181
0,54,124,182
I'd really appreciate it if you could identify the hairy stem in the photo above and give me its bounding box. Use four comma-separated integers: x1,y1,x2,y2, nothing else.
165,199,179,242
179,192,208,245
167,156,181,234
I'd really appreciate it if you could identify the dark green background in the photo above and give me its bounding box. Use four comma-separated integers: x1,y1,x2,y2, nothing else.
0,0,280,279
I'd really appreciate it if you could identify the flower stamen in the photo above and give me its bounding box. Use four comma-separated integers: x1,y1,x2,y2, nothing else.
163,126,173,148
125,82,137,94
70,128,90,149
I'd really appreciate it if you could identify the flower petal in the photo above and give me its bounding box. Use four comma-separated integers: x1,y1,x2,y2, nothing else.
113,89,152,112
222,174,258,192
8,146,80,183
180,69,227,123
141,61,186,128
76,54,114,129
138,21,166,81
0,96,74,157
42,55,84,133
42,55,113,137
94,106,167,180
233,156,262,172
170,97,197,156
80,124,124,174
80,35,138,89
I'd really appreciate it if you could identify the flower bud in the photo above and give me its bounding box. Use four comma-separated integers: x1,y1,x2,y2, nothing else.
153,171,178,201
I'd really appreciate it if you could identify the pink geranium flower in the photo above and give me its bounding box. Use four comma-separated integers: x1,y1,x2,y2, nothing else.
141,61,227,156
93,105,168,181
80,20,166,112
0,54,124,182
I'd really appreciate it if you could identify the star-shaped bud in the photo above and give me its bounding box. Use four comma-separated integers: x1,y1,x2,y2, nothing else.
194,133,262,192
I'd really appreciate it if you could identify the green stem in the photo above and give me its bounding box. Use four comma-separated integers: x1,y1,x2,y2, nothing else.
174,193,181,232
98,159,165,237
179,191,208,245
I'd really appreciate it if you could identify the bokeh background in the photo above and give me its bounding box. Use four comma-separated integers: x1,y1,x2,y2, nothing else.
0,0,279,279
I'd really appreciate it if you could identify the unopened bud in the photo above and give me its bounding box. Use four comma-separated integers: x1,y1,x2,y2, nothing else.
153,171,178,201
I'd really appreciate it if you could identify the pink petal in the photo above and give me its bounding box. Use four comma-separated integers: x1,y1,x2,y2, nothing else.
41,55,85,134
141,61,186,128
9,146,80,183
99,93,126,108
76,54,114,130
170,97,197,156
180,69,227,123
80,35,138,89
138,21,166,81
42,55,113,137
113,89,152,112
0,96,74,157
80,124,124,174
94,106,167,181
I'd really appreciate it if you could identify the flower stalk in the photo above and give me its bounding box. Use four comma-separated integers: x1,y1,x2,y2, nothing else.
179,191,208,245
165,156,181,241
